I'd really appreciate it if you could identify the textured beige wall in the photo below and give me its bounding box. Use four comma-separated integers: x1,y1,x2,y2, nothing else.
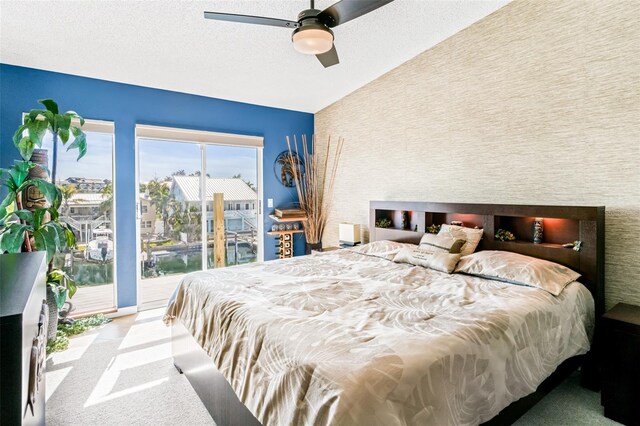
315,0,640,310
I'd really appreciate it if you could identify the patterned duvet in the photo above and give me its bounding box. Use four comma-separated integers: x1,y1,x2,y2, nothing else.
164,241,594,426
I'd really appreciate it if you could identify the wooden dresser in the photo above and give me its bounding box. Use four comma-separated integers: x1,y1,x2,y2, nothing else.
601,303,640,426
0,252,48,426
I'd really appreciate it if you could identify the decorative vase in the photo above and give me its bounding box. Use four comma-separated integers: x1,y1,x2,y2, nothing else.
305,242,322,255
533,218,544,244
46,285,59,343
22,149,49,211
402,211,410,230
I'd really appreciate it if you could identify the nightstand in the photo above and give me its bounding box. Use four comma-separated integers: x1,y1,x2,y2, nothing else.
601,303,640,425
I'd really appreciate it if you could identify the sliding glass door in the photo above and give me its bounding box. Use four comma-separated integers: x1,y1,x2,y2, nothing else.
40,121,116,315
206,145,259,267
136,127,262,309
137,139,202,308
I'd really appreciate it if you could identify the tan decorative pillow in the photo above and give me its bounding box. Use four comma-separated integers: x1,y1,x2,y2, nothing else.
348,240,417,261
393,247,462,274
454,250,581,296
438,224,483,256
419,233,466,254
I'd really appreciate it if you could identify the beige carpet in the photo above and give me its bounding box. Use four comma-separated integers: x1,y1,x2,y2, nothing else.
47,309,618,426
46,309,214,425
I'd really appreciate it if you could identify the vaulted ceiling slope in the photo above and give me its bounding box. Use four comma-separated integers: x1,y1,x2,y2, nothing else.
0,0,509,112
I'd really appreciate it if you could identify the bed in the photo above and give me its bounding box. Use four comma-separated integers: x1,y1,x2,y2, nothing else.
164,202,605,426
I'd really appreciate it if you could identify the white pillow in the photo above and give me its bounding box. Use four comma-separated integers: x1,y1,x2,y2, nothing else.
454,250,581,296
438,224,483,256
419,233,466,254
393,246,462,274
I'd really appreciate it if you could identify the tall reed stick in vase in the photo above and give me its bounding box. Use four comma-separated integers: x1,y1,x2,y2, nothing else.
286,134,343,245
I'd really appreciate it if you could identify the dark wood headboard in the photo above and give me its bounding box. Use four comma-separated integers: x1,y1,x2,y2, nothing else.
369,201,605,317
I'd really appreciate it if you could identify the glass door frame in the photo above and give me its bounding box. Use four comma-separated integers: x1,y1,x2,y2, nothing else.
21,115,118,315
134,124,264,311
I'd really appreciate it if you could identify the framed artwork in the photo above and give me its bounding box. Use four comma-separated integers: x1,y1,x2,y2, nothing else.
274,151,304,187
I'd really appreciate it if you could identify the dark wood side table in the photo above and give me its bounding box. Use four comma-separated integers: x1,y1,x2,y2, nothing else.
0,252,48,425
601,303,640,425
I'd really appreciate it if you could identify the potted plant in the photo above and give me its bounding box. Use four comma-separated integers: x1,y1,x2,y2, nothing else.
286,134,343,254
0,99,87,341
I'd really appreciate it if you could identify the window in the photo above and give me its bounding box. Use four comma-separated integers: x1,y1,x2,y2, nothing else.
38,119,116,314
141,205,148,214
136,124,263,309
245,203,249,210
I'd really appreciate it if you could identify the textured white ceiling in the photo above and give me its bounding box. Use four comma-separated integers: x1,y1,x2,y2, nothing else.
0,0,509,112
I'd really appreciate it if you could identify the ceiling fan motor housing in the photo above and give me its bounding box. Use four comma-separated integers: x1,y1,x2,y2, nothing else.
297,8,321,21
291,12,334,55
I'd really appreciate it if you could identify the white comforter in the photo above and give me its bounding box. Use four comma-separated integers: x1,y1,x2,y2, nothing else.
164,241,594,426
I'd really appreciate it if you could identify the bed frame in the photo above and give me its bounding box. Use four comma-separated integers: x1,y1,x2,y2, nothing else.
171,201,605,426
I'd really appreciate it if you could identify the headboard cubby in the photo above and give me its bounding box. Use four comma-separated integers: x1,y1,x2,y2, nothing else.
369,201,605,317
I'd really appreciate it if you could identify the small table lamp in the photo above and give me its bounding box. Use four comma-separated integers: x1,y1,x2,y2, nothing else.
339,223,361,246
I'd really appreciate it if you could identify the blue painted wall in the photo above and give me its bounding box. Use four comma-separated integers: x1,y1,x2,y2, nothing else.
0,64,313,308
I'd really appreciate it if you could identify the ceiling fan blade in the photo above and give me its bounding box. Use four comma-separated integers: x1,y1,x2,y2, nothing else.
204,11,300,28
317,0,394,28
316,45,339,68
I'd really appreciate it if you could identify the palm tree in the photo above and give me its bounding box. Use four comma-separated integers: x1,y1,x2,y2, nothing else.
183,205,202,243
167,201,184,240
100,182,113,220
232,173,255,190
147,179,172,237
59,184,77,216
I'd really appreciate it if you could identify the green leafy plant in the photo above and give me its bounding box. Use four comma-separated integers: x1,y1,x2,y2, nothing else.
495,229,516,242
146,179,172,235
0,161,75,259
426,224,441,234
46,314,111,353
47,268,78,309
1,98,87,309
13,99,86,183
375,218,392,228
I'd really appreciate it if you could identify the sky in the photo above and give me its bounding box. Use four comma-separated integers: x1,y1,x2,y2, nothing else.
42,132,113,181
139,139,258,185
41,133,258,187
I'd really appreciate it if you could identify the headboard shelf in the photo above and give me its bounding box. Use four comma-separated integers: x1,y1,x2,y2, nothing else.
494,215,579,245
374,227,423,244
369,201,605,317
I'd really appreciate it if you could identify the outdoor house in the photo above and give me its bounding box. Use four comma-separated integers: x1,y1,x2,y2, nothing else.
138,195,157,237
63,193,156,243
169,176,258,234
62,193,110,244
60,177,109,192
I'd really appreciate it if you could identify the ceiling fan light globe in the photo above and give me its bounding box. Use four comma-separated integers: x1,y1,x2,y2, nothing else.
292,28,333,55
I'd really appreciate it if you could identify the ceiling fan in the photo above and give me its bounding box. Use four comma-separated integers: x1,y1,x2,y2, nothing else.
204,0,395,68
